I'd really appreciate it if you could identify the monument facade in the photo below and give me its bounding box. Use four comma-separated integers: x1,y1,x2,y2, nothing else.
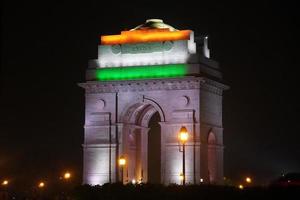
79,19,229,185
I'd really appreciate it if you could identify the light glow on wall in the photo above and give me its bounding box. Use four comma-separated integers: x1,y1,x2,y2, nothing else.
96,64,187,81
101,29,191,45
84,148,114,185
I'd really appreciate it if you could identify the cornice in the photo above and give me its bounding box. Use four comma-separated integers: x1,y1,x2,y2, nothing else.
78,77,229,95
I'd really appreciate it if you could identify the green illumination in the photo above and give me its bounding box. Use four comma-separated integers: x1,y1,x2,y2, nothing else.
96,64,187,81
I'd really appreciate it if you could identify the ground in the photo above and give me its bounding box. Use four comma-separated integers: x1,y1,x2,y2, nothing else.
2,183,300,200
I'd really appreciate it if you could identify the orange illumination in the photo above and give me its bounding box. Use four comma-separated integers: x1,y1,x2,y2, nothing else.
245,177,252,183
101,29,191,45
119,156,126,166
38,182,45,188
2,180,8,186
64,172,71,179
179,126,188,143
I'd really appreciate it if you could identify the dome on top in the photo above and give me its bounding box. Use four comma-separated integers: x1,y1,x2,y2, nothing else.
130,19,178,31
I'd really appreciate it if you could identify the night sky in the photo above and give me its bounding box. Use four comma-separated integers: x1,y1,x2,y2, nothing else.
1,1,300,188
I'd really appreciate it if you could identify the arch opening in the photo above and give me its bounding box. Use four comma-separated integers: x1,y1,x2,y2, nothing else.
208,132,217,183
121,103,163,184
147,112,161,183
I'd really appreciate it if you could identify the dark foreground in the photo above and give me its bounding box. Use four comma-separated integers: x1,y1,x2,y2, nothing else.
1,183,300,200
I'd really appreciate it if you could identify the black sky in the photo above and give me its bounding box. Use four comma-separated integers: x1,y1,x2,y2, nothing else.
1,0,300,188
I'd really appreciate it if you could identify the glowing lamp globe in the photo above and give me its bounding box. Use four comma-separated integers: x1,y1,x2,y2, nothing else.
64,172,71,179
246,177,252,183
38,182,45,188
119,156,126,166
2,180,8,186
179,126,188,143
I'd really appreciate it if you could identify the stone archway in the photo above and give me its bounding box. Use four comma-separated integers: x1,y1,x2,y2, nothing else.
81,20,229,186
121,102,164,184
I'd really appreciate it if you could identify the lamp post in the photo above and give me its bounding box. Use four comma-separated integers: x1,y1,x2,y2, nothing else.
60,172,72,199
178,126,188,185
119,156,126,184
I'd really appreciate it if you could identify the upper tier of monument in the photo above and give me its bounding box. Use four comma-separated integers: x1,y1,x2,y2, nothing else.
130,19,178,31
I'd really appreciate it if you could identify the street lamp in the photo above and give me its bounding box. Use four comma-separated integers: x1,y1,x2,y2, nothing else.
2,180,8,186
131,179,136,184
245,177,252,184
178,126,188,185
38,181,45,188
64,172,71,180
119,156,126,184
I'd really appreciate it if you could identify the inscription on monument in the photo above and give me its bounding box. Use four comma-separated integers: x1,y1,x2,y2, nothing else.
111,42,174,54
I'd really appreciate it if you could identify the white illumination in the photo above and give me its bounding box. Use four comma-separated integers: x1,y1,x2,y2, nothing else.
200,178,204,183
187,31,196,54
97,39,196,68
203,36,210,58
132,179,136,184
84,147,115,185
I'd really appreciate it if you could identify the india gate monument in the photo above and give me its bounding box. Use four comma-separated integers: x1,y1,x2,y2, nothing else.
79,19,229,185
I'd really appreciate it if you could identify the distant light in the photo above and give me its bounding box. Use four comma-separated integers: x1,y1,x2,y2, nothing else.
245,177,252,183
38,182,45,188
2,180,8,186
64,172,71,180
200,178,204,183
238,184,244,190
132,179,136,184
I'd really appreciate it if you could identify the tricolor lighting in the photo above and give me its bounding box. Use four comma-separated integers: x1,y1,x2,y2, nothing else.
101,29,191,45
96,64,187,81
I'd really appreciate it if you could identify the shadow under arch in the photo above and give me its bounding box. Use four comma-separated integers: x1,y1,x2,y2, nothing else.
207,131,217,183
